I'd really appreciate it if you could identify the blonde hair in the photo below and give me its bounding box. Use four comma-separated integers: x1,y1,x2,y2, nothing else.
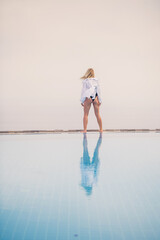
80,68,95,79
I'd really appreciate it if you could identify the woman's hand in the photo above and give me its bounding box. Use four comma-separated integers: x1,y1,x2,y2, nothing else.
97,99,101,106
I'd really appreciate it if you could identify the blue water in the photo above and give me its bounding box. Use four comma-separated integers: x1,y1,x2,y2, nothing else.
0,132,160,240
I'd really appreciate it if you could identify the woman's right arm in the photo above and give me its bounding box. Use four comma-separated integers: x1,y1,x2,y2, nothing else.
80,80,86,106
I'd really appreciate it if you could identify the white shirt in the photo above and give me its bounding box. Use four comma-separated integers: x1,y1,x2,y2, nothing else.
80,161,99,188
80,78,102,104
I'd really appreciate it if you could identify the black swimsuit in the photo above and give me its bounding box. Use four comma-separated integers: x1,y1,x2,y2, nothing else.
90,93,98,102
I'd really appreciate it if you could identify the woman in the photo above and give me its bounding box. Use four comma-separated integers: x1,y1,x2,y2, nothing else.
80,68,103,133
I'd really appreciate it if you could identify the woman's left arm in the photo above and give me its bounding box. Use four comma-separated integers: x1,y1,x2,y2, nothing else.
97,81,102,104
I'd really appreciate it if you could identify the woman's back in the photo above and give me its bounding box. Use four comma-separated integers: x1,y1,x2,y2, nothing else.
81,77,101,104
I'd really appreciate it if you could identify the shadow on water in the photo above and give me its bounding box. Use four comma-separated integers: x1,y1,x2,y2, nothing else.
80,133,102,196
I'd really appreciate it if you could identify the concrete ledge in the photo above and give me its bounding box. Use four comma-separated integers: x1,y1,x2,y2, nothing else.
0,129,160,135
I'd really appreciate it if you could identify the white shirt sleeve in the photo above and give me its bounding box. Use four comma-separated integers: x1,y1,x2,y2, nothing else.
80,80,87,103
97,81,102,103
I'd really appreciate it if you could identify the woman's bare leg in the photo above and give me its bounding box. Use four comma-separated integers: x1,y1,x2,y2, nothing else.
82,98,92,133
93,97,103,132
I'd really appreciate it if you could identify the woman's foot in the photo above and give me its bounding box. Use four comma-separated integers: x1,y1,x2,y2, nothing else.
81,130,87,133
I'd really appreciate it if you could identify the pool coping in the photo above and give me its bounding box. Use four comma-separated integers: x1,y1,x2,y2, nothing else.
0,129,160,135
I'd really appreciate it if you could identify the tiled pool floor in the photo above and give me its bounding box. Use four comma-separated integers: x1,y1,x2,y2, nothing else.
0,132,160,240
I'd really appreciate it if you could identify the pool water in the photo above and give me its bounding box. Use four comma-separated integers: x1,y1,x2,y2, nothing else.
0,132,160,240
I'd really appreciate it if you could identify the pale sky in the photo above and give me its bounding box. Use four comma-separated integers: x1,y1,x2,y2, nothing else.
0,0,160,130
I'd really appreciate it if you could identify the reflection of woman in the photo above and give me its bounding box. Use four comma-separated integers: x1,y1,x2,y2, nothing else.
80,68,103,133
80,133,102,196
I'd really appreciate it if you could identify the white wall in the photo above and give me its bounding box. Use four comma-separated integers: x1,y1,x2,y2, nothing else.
0,0,160,130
